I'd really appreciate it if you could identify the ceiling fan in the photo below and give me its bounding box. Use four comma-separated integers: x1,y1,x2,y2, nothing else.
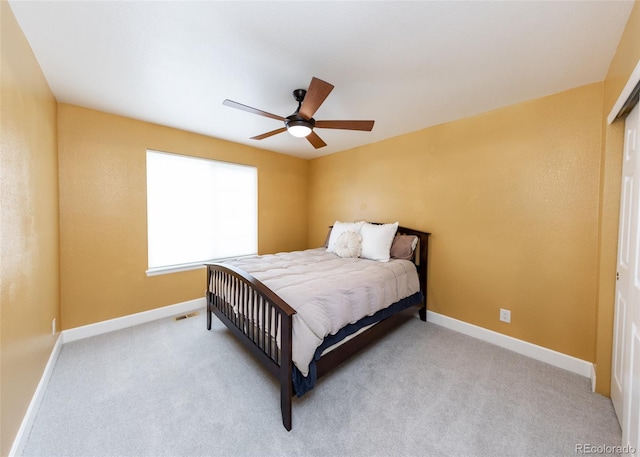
222,77,375,149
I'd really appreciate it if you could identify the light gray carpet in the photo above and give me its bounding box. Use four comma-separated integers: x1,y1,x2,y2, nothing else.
22,310,621,457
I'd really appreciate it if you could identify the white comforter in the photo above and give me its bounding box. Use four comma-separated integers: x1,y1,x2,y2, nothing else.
223,248,420,376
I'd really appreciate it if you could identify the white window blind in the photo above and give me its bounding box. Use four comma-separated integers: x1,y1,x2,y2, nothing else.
146,150,257,275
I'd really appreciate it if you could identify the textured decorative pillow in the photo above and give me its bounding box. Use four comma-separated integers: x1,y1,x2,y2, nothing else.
360,222,399,262
390,235,419,260
334,231,362,258
326,221,365,253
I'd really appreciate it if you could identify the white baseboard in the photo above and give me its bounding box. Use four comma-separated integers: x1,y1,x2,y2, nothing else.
62,297,206,343
9,334,63,457
426,311,596,387
10,297,207,456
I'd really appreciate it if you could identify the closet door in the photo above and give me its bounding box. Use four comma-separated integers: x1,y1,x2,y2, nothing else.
612,102,640,456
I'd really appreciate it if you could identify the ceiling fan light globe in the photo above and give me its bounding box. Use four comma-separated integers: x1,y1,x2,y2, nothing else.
287,124,312,138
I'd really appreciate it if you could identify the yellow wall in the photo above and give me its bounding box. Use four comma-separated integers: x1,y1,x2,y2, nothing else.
0,2,60,456
309,83,604,363
594,0,640,396
57,105,308,329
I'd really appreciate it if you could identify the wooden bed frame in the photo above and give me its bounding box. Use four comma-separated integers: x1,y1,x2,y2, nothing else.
205,225,430,430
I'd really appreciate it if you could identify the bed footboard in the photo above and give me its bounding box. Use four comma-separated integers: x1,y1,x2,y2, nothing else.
205,263,297,431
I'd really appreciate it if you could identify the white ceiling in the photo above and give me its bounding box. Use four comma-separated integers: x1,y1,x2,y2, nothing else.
8,1,635,159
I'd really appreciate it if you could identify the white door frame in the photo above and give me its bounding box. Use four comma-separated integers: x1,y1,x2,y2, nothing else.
609,58,640,457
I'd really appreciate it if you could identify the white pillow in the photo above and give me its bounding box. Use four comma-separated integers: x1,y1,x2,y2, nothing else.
326,221,365,253
334,231,362,258
360,222,399,262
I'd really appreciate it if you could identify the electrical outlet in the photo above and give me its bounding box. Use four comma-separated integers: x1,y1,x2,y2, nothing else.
499,308,511,323
52,318,56,335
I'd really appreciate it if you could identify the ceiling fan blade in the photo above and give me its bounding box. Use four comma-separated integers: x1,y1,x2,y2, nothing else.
306,131,327,149
251,127,287,140
299,77,334,120
314,120,375,131
223,99,285,121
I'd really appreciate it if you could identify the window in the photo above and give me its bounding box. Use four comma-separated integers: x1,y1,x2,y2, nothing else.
146,150,257,275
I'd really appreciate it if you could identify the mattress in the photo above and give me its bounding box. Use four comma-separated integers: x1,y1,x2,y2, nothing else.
222,248,420,377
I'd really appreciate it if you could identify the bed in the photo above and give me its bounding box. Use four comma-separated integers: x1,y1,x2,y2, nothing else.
205,222,430,430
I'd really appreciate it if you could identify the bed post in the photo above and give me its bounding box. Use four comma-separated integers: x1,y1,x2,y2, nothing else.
280,313,293,431
395,227,430,322
417,232,430,322
206,268,213,330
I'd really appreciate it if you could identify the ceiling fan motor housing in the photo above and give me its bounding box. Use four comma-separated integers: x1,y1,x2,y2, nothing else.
286,114,315,127
285,114,315,137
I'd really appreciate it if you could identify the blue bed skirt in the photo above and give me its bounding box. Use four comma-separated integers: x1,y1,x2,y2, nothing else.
292,291,424,396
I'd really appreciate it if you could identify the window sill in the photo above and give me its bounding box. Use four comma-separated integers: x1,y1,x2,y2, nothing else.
146,254,257,277
146,263,206,276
